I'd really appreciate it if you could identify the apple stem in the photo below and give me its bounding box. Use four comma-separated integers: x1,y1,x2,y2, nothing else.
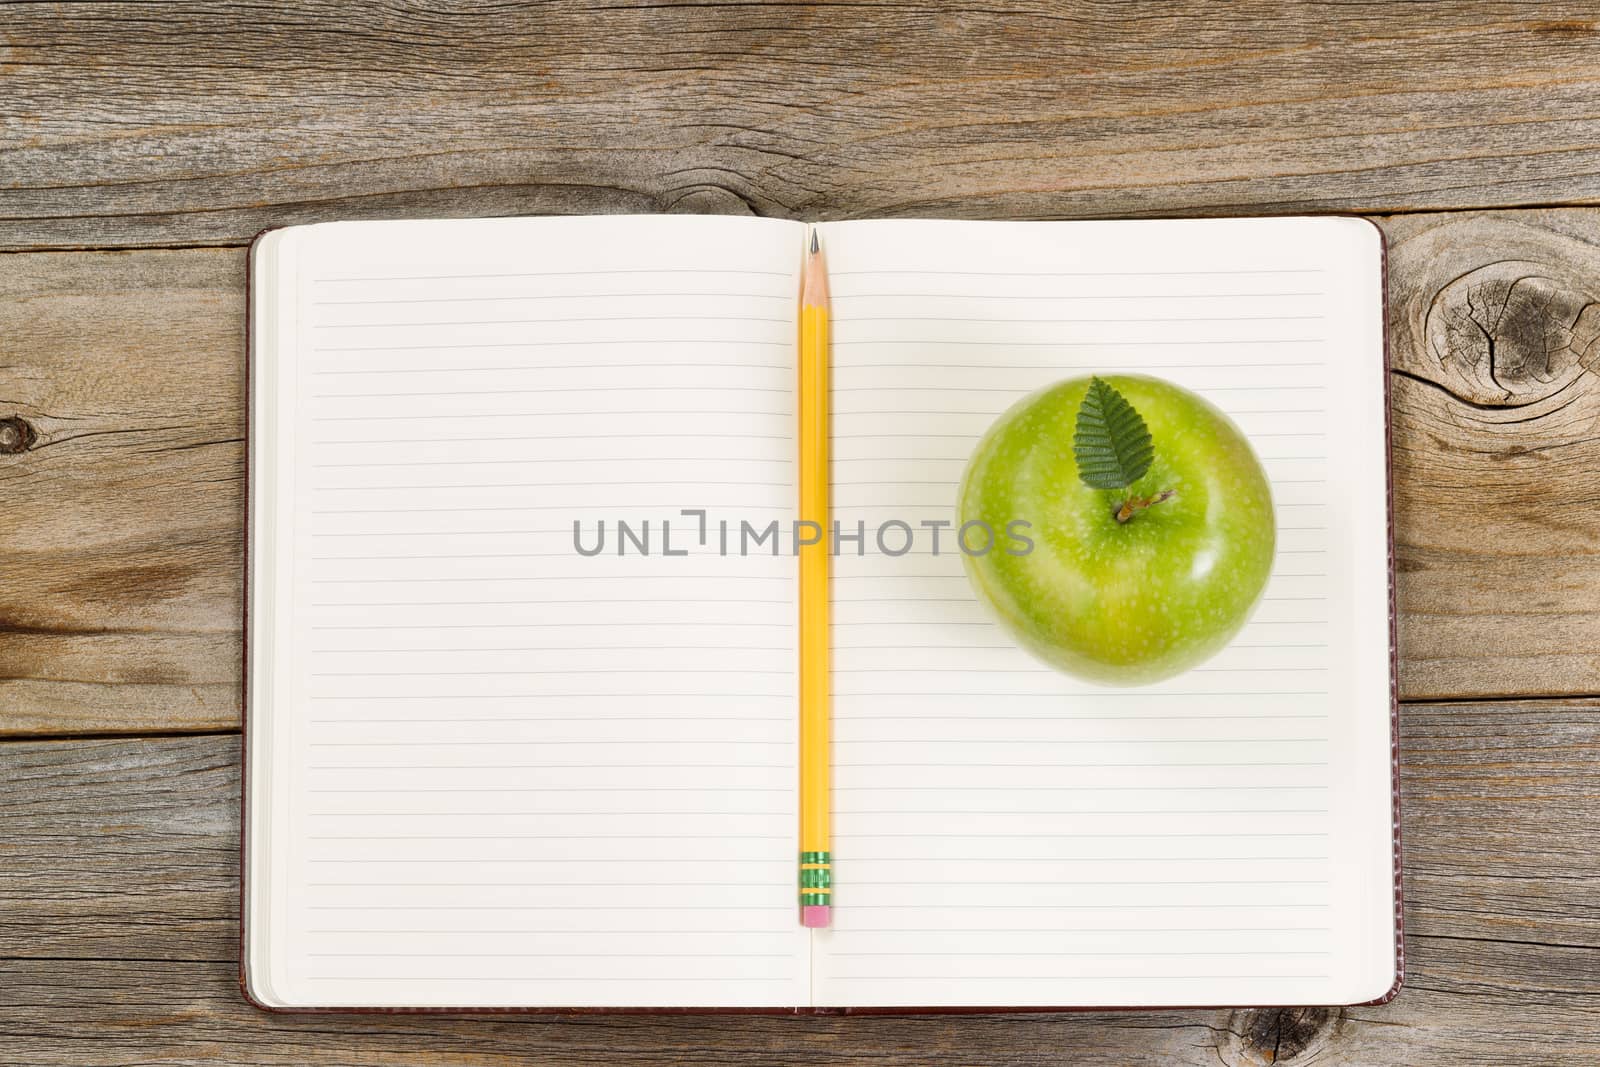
1114,488,1176,524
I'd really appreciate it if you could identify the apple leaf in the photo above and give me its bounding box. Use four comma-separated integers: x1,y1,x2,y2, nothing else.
1073,377,1155,490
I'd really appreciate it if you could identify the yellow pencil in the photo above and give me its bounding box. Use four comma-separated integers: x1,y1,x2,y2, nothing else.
798,227,832,928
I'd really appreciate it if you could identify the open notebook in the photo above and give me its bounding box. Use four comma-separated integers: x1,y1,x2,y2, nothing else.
244,214,1399,1011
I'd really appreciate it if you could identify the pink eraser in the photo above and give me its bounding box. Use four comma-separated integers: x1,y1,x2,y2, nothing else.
801,905,832,928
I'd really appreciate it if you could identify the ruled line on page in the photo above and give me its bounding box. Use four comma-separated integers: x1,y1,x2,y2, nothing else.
297,927,1324,934
829,337,1325,347
832,288,1323,298
304,951,795,958
307,718,786,730
819,974,1330,982
308,478,794,491
832,431,1315,443
832,831,1331,838
303,771,793,788
308,503,789,515
835,903,1327,910
812,668,1337,675
301,711,1317,721
307,804,792,813
830,384,1325,394
300,833,791,841
308,599,792,608
836,360,1324,370
311,456,795,469
305,784,788,793
312,267,795,283
316,338,793,352
306,549,767,560
306,904,794,911
300,806,1323,818
820,569,1308,578
794,926,1335,935
307,844,787,857
315,314,792,328
304,928,796,935
826,691,1327,699
309,432,794,446
308,578,792,589
304,782,794,789
309,621,797,630
314,292,796,306
306,648,796,656
306,731,796,740
312,362,793,375
823,949,1331,957
830,409,1313,418
310,671,792,681
825,268,1327,277
822,594,1320,603
300,979,800,991
304,692,793,700
814,856,1331,866
301,856,785,865
829,807,1330,815
311,386,793,400
826,619,1326,627
829,764,1329,772
829,712,1329,721
300,857,1326,869
833,314,1328,323
822,738,1330,746
308,410,793,423
303,853,800,863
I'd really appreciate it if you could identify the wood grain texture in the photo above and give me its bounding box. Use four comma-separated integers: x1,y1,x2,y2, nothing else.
1385,209,1600,699
5,706,1600,1065
7,210,1600,731
0,250,245,734
8,3,1600,249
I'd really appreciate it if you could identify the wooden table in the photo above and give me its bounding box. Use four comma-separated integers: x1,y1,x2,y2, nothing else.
4,4,1599,1063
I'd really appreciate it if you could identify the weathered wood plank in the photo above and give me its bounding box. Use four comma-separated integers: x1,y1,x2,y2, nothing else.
6,953,1594,1067
4,705,1599,1064
0,250,244,734
1385,209,1600,699
7,4,1600,249
6,209,1600,730
0,734,239,961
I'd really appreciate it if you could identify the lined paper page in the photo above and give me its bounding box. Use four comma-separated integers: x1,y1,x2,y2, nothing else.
248,215,810,1008
809,218,1394,1008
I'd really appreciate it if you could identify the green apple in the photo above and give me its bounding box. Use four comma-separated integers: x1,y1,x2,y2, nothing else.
957,374,1275,686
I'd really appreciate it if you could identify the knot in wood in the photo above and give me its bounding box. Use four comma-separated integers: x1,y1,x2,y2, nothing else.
1216,1006,1340,1064
0,415,37,454
663,183,757,216
1423,260,1600,407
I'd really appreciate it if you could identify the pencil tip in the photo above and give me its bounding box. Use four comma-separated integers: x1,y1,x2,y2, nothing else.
810,228,819,254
